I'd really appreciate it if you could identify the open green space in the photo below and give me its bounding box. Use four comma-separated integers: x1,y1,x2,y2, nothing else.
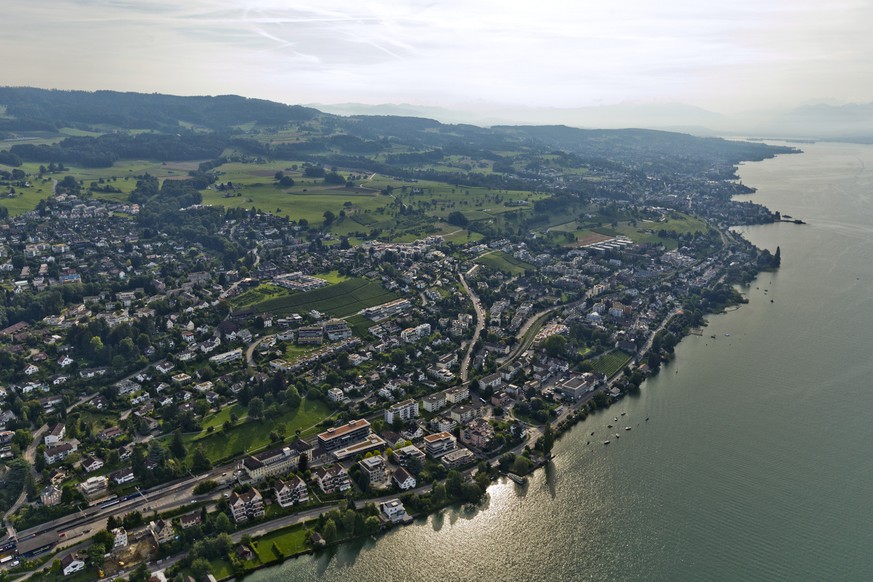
284,344,318,361
229,284,289,309
589,351,633,377
185,397,331,463
474,251,534,275
345,313,376,338
238,278,397,319
250,522,309,561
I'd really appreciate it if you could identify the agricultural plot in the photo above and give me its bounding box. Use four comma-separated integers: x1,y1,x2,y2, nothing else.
239,277,398,319
589,351,632,377
474,251,534,275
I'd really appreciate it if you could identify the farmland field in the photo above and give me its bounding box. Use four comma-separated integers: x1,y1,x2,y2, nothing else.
474,251,534,275
236,277,397,319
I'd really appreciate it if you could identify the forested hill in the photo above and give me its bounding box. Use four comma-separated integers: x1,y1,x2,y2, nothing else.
0,87,319,132
0,86,795,174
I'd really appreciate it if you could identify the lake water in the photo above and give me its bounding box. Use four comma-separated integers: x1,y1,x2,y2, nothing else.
249,141,873,581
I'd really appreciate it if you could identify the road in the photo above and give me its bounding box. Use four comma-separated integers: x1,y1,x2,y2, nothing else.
458,271,485,382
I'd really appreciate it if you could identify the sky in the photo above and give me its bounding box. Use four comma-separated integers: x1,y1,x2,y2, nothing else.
3,0,873,114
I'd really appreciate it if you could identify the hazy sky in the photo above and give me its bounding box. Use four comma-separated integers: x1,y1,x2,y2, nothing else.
4,0,872,112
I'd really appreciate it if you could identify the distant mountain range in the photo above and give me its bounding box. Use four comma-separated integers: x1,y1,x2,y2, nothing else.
312,101,873,142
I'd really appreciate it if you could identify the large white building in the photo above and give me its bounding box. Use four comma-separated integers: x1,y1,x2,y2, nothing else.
385,399,419,424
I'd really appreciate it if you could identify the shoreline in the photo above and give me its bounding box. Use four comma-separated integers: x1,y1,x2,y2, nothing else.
200,287,753,582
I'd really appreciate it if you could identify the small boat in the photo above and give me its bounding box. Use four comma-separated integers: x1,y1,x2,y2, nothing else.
615,433,620,438
625,426,631,431
724,333,731,337
614,417,619,422
645,417,649,421
710,334,716,339
607,424,613,428
590,431,595,435
506,472,527,485
603,440,610,445
621,412,626,416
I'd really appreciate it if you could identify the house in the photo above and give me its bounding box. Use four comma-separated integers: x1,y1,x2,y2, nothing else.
150,519,176,544
274,475,309,508
324,319,352,341
460,417,495,449
385,399,419,424
41,484,62,507
44,423,66,446
228,488,265,523
112,527,128,549
312,465,351,494
422,432,456,458
97,426,124,440
109,468,135,485
44,442,77,464
81,456,104,473
297,326,324,345
422,393,446,413
60,553,86,576
440,447,476,469
358,456,387,486
380,498,409,523
479,373,503,390
177,512,202,530
317,419,371,452
445,385,469,404
393,444,426,469
392,466,417,490
79,476,109,497
449,404,481,425
326,387,345,403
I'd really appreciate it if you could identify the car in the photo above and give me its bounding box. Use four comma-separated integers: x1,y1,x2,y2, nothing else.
222,492,230,499
221,472,227,477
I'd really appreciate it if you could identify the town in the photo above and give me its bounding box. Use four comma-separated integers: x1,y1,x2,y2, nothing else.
0,89,792,582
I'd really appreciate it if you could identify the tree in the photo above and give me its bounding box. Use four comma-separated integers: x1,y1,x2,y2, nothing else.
323,210,336,226
192,446,212,473
447,211,469,227
191,558,211,579
322,518,338,543
214,512,233,534
170,428,186,458
542,422,555,457
248,396,264,420
284,386,301,409
542,334,567,358
364,515,381,534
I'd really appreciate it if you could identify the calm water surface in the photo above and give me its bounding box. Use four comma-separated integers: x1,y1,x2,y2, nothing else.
250,141,873,581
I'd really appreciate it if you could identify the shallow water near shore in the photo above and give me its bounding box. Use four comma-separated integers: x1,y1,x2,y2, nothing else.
249,141,873,581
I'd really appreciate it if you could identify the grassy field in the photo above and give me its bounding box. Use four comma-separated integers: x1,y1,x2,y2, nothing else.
474,251,534,275
251,523,309,561
345,314,375,338
550,212,709,251
589,352,633,377
239,278,397,319
229,284,289,309
185,397,331,463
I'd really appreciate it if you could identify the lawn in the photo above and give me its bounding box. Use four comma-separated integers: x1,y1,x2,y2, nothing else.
239,278,397,319
250,522,310,561
474,251,534,275
589,352,633,377
185,398,331,463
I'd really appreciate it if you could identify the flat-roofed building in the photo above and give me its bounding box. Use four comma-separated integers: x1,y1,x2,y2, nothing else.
385,399,419,424
423,431,456,458
317,419,371,452
241,446,300,482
